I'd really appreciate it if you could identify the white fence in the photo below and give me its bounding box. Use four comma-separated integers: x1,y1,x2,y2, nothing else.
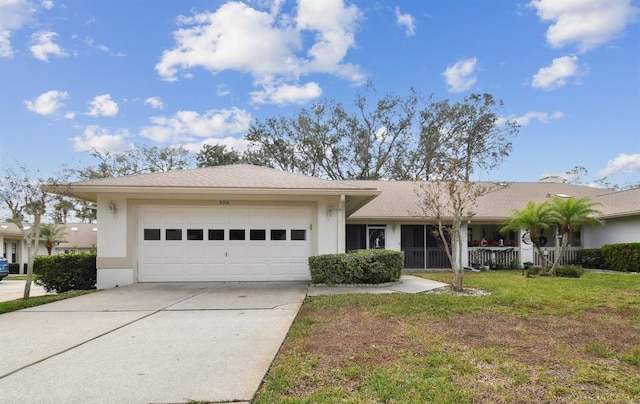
468,246,582,268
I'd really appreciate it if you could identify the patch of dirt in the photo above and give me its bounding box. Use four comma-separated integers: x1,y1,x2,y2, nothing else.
281,302,640,401
426,285,492,296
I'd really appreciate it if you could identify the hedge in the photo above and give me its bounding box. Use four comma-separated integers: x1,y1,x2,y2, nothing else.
34,253,97,293
308,249,404,285
601,243,640,273
573,249,606,269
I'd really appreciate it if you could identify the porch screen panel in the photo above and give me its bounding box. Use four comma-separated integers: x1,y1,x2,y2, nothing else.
401,225,425,268
345,224,366,251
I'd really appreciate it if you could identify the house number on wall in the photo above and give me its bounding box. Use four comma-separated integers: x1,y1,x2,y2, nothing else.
219,200,230,205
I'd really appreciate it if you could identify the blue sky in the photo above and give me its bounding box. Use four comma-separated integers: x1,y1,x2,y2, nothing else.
1,0,639,187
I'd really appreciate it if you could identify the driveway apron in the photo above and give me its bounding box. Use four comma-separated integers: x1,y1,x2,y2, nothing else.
0,282,308,404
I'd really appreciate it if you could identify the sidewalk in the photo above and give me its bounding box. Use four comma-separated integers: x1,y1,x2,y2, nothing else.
307,275,447,296
0,279,52,302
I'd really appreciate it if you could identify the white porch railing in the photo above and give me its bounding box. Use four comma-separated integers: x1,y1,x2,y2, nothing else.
468,246,582,268
532,246,582,267
468,247,519,268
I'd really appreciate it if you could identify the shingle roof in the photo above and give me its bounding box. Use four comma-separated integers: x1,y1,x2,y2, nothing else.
57,223,98,249
0,222,23,237
594,187,640,218
58,164,380,217
70,164,372,191
345,180,618,220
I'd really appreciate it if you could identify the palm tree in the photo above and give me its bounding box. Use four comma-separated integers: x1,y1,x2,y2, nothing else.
39,223,67,255
548,196,602,275
501,201,556,269
53,198,76,224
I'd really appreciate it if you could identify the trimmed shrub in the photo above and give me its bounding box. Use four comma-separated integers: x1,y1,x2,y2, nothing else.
555,265,585,278
34,253,97,293
525,266,541,277
309,249,404,285
574,249,606,269
601,243,640,273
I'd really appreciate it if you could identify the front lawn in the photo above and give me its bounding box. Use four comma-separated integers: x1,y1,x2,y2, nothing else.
255,271,640,403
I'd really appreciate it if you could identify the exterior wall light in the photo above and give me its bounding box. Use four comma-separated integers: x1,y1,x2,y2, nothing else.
108,202,117,214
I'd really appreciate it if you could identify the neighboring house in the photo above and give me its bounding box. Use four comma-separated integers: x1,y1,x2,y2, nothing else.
56,164,639,289
0,223,97,274
0,223,24,268
52,223,98,255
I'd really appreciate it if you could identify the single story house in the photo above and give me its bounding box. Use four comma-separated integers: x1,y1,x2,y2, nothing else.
1,223,97,273
56,164,639,289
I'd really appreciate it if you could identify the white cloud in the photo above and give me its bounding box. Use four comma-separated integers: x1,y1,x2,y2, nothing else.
24,90,69,116
250,82,322,105
295,0,363,80
599,153,640,177
30,30,67,61
41,0,54,10
139,107,252,143
0,0,35,57
0,31,12,57
531,55,588,90
442,57,477,93
144,96,164,110
155,0,363,105
529,0,640,52
87,94,119,117
71,125,134,153
216,84,231,97
85,37,109,52
395,6,416,37
503,111,563,126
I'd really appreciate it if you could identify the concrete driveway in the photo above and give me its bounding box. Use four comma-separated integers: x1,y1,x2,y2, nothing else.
0,279,52,302
0,282,308,404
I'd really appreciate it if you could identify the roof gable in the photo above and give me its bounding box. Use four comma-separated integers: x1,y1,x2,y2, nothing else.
68,164,373,191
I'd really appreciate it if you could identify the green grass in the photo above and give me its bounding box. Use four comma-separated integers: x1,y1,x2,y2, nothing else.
254,271,640,403
4,275,33,281
0,290,95,314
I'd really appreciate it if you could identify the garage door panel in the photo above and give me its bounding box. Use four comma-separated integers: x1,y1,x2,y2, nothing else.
290,243,310,258
138,205,312,281
162,245,185,259
268,245,289,259
185,263,205,276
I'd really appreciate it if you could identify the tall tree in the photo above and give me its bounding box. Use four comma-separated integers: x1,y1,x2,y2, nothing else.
416,94,519,291
78,145,191,180
75,200,97,223
196,144,242,167
52,197,76,224
244,83,421,180
548,196,602,275
141,145,191,172
501,201,556,268
0,165,63,298
39,223,67,255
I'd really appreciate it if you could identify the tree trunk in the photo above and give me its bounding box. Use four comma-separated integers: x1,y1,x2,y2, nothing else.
549,233,569,275
23,216,42,299
23,240,34,299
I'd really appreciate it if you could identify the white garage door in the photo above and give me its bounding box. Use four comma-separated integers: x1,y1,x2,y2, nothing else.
138,205,312,282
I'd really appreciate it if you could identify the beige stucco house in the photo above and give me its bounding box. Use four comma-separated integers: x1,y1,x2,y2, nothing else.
1,223,97,273
55,164,639,289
